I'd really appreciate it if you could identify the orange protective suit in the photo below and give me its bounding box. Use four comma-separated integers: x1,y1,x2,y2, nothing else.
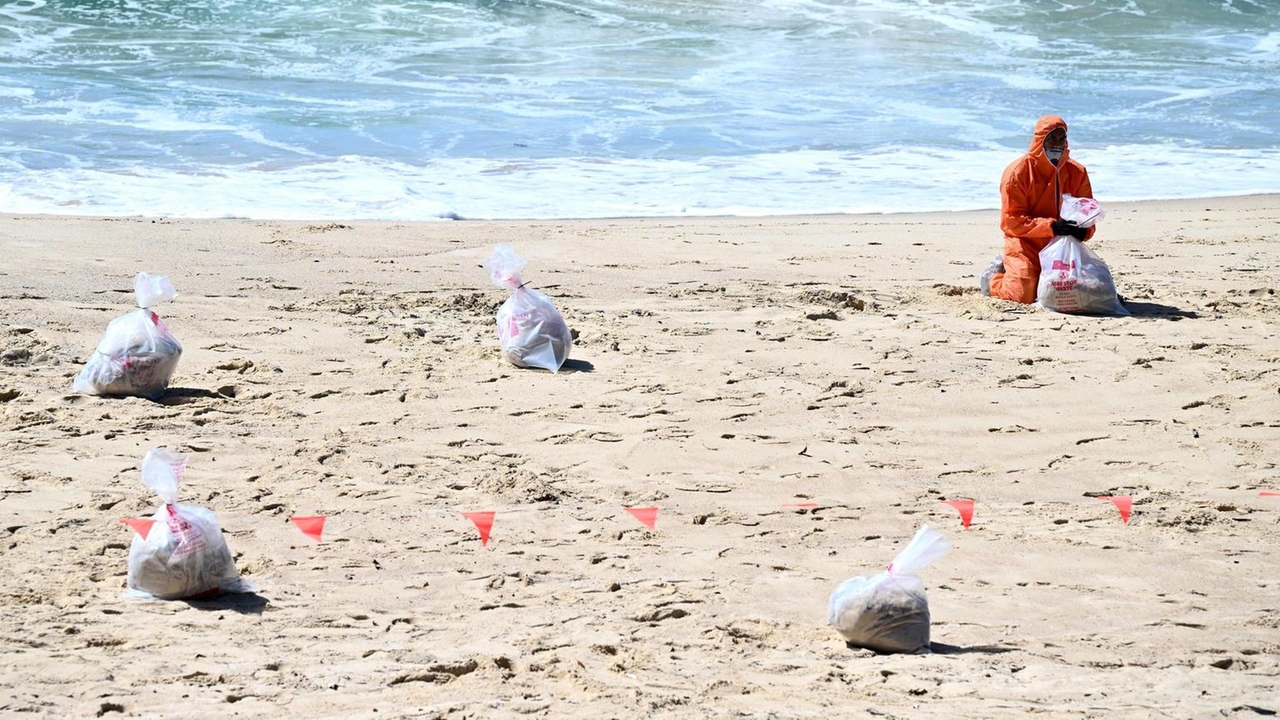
988,115,1095,304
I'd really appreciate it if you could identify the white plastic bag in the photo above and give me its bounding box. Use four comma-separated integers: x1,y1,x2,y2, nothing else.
828,525,952,654
484,244,573,372
1036,195,1128,316
1059,193,1106,228
126,448,254,600
73,272,183,397
1036,237,1129,316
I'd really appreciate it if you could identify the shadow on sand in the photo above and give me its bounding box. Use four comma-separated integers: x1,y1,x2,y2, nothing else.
929,642,1017,656
184,592,270,615
151,387,224,406
560,359,595,373
1122,300,1199,320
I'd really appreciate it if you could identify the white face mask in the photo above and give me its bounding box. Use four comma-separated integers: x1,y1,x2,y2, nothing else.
1046,147,1064,165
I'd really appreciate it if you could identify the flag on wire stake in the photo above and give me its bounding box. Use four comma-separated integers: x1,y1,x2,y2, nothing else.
941,499,975,529
461,511,496,546
290,515,326,542
624,507,658,529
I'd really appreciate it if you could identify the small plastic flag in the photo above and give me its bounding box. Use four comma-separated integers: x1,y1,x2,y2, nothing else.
119,518,156,540
624,506,658,529
461,511,496,546
782,502,819,508
290,515,326,542
942,499,975,529
1259,491,1279,497
1098,496,1132,524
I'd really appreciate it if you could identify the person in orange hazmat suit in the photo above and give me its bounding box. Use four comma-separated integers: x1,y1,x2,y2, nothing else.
981,115,1096,303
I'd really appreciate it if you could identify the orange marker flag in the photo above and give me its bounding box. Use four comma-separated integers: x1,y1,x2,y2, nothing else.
119,518,156,540
290,515,326,542
782,502,819,508
1260,491,1280,497
461,511,496,546
1098,496,1132,524
624,506,658,529
941,499,974,529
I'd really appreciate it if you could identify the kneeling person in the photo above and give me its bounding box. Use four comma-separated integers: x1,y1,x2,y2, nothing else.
982,115,1095,302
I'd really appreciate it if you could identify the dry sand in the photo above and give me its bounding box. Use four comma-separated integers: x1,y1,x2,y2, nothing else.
1,196,1278,718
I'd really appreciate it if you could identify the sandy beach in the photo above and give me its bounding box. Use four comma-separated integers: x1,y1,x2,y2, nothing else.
1,196,1278,718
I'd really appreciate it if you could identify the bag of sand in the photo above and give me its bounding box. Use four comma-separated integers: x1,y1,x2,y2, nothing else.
126,448,255,600
1036,195,1128,316
484,244,573,372
828,525,951,654
73,272,183,397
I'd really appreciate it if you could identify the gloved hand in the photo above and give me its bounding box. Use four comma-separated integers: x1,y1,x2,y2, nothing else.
1051,220,1088,240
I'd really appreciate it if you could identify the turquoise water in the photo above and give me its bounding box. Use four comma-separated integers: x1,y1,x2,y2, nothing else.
1,0,1277,219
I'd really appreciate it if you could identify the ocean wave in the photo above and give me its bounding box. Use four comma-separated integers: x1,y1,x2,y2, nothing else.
3,146,1277,220
1,0,1277,219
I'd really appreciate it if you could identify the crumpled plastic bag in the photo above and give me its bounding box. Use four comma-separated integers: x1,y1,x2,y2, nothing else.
828,525,952,654
126,448,255,600
483,244,573,372
1036,195,1129,316
73,272,183,397
1059,193,1105,229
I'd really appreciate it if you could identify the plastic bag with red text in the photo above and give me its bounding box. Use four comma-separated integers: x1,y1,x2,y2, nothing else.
483,245,573,372
1036,236,1128,316
126,448,255,600
73,272,183,397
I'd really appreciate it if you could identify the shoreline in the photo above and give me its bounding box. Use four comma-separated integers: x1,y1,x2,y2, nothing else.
2,194,1278,717
5,192,1279,226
